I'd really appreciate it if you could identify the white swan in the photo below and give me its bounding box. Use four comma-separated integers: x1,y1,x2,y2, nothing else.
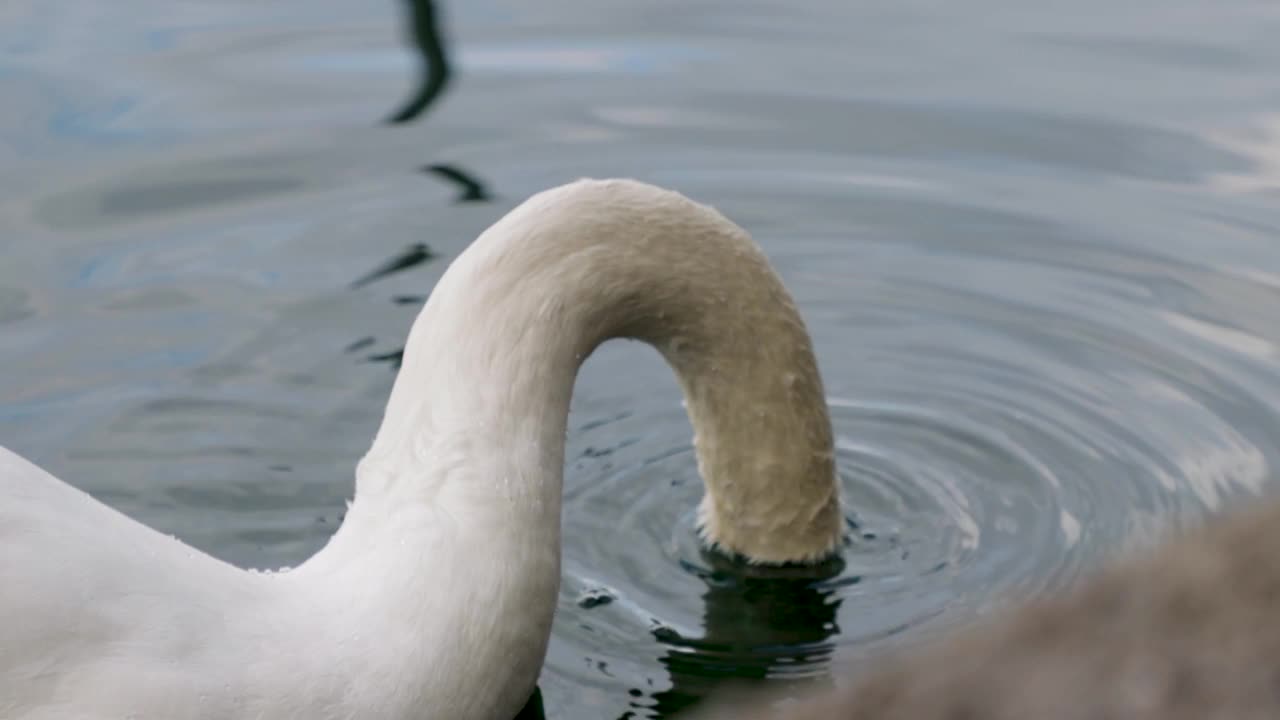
0,179,842,720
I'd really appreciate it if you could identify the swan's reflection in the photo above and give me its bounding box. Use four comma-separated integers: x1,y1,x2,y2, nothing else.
627,553,844,718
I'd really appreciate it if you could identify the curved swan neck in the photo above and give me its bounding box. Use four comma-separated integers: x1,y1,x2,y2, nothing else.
360,179,841,563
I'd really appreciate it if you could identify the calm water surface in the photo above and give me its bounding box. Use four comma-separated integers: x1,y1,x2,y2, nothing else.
5,0,1280,717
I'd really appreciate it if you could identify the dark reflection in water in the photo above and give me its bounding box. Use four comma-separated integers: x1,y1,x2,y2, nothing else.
350,242,437,289
515,687,548,720
348,0,489,372
367,348,405,369
7,0,1278,718
386,0,451,124
346,336,402,369
625,554,844,718
384,0,492,201
427,163,493,203
349,242,434,369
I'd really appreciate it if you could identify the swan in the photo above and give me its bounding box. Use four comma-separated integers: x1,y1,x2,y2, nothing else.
0,179,842,719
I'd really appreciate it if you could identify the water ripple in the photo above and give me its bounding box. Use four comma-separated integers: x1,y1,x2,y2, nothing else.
540,172,1280,716
6,4,1280,719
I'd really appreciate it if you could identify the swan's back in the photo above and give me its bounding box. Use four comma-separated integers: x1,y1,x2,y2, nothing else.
0,447,284,718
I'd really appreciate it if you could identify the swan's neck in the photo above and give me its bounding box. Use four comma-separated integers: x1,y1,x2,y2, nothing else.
345,179,839,566
354,180,840,565
282,180,838,718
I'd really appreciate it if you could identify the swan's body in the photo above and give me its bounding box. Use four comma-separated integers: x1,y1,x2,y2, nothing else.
0,179,841,719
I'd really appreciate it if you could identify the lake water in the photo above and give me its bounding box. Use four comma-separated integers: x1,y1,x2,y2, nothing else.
4,0,1280,717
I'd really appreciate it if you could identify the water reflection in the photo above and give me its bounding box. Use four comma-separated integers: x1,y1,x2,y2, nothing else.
384,0,492,201
426,163,493,203
515,687,548,720
347,0,489,371
386,0,452,124
8,0,1278,718
350,242,437,289
367,348,405,369
626,554,844,718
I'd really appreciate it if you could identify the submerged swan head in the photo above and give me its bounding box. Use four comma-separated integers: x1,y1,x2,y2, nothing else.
0,178,841,720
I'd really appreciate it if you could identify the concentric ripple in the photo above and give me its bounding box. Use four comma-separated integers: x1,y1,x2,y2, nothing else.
7,2,1280,719
538,168,1280,718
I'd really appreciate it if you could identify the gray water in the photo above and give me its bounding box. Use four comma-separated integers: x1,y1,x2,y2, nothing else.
4,0,1280,717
